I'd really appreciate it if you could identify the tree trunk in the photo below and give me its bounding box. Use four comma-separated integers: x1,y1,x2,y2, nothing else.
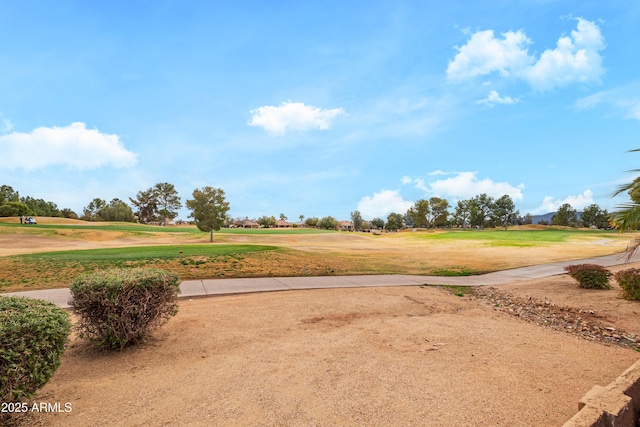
209,229,213,242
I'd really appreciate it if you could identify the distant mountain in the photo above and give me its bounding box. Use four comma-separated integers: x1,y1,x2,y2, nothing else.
530,212,582,224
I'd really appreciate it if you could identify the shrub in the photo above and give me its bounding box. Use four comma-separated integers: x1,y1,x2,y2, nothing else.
69,268,180,349
564,264,612,289
613,268,640,301
0,297,71,403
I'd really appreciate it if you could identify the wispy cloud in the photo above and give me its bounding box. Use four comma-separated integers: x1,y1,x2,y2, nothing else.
448,17,605,91
0,122,137,171
248,101,344,136
477,90,520,107
575,81,640,121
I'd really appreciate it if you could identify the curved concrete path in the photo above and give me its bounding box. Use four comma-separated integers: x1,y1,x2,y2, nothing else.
3,252,640,309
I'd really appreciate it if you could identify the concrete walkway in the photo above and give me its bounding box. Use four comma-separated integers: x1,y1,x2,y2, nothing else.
3,252,639,309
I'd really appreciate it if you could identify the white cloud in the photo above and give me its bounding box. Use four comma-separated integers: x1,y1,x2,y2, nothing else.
477,90,520,107
248,101,344,135
522,18,605,90
0,122,137,171
447,29,534,80
414,171,525,200
401,175,413,185
357,189,413,219
448,18,605,91
536,190,594,213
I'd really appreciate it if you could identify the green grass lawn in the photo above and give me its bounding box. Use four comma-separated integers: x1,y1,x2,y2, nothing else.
403,228,621,246
22,244,278,261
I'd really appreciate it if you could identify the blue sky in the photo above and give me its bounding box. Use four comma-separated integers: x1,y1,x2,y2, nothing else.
1,1,639,221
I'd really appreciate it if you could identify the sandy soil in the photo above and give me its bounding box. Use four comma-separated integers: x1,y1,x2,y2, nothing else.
12,279,640,427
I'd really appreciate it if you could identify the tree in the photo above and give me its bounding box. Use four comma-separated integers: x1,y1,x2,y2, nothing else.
99,198,135,222
407,199,430,228
523,213,533,225
429,197,450,228
0,185,19,205
370,217,385,229
470,194,494,228
257,215,277,228
279,213,287,221
552,203,577,227
154,182,182,226
453,200,472,228
130,188,158,224
318,216,338,230
350,210,363,231
385,212,404,231
492,195,518,230
61,208,78,219
299,214,304,223
304,217,319,227
0,201,30,217
581,204,610,229
82,198,107,221
186,187,230,242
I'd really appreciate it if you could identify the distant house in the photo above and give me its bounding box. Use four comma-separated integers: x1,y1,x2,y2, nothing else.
275,219,292,228
338,221,354,231
236,219,260,229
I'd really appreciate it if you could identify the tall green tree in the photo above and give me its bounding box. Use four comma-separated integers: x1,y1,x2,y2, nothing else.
99,198,135,222
429,197,450,228
154,182,182,226
492,195,518,230
407,199,430,228
552,203,577,227
318,216,338,230
186,187,230,242
0,185,19,205
385,212,404,231
453,200,472,228
581,204,609,229
82,198,107,221
350,210,363,231
470,194,494,228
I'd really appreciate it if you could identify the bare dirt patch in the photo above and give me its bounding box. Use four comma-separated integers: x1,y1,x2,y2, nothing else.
10,284,640,427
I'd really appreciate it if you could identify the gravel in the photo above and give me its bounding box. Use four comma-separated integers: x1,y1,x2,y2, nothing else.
473,286,640,351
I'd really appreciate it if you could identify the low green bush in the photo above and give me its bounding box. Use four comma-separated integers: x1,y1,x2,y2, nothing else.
69,268,180,349
564,264,612,289
0,297,71,403
613,268,640,301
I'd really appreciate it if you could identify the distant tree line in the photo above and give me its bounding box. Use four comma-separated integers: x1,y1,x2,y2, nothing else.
0,185,78,218
0,183,614,231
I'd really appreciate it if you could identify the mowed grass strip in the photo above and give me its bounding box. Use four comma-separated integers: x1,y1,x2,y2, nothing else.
23,244,277,261
403,228,618,246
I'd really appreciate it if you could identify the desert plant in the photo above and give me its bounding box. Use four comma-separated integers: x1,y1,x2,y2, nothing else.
613,268,640,301
564,264,612,289
0,296,71,403
69,268,180,349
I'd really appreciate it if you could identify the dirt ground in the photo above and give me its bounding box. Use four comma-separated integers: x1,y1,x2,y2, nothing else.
11,277,640,426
